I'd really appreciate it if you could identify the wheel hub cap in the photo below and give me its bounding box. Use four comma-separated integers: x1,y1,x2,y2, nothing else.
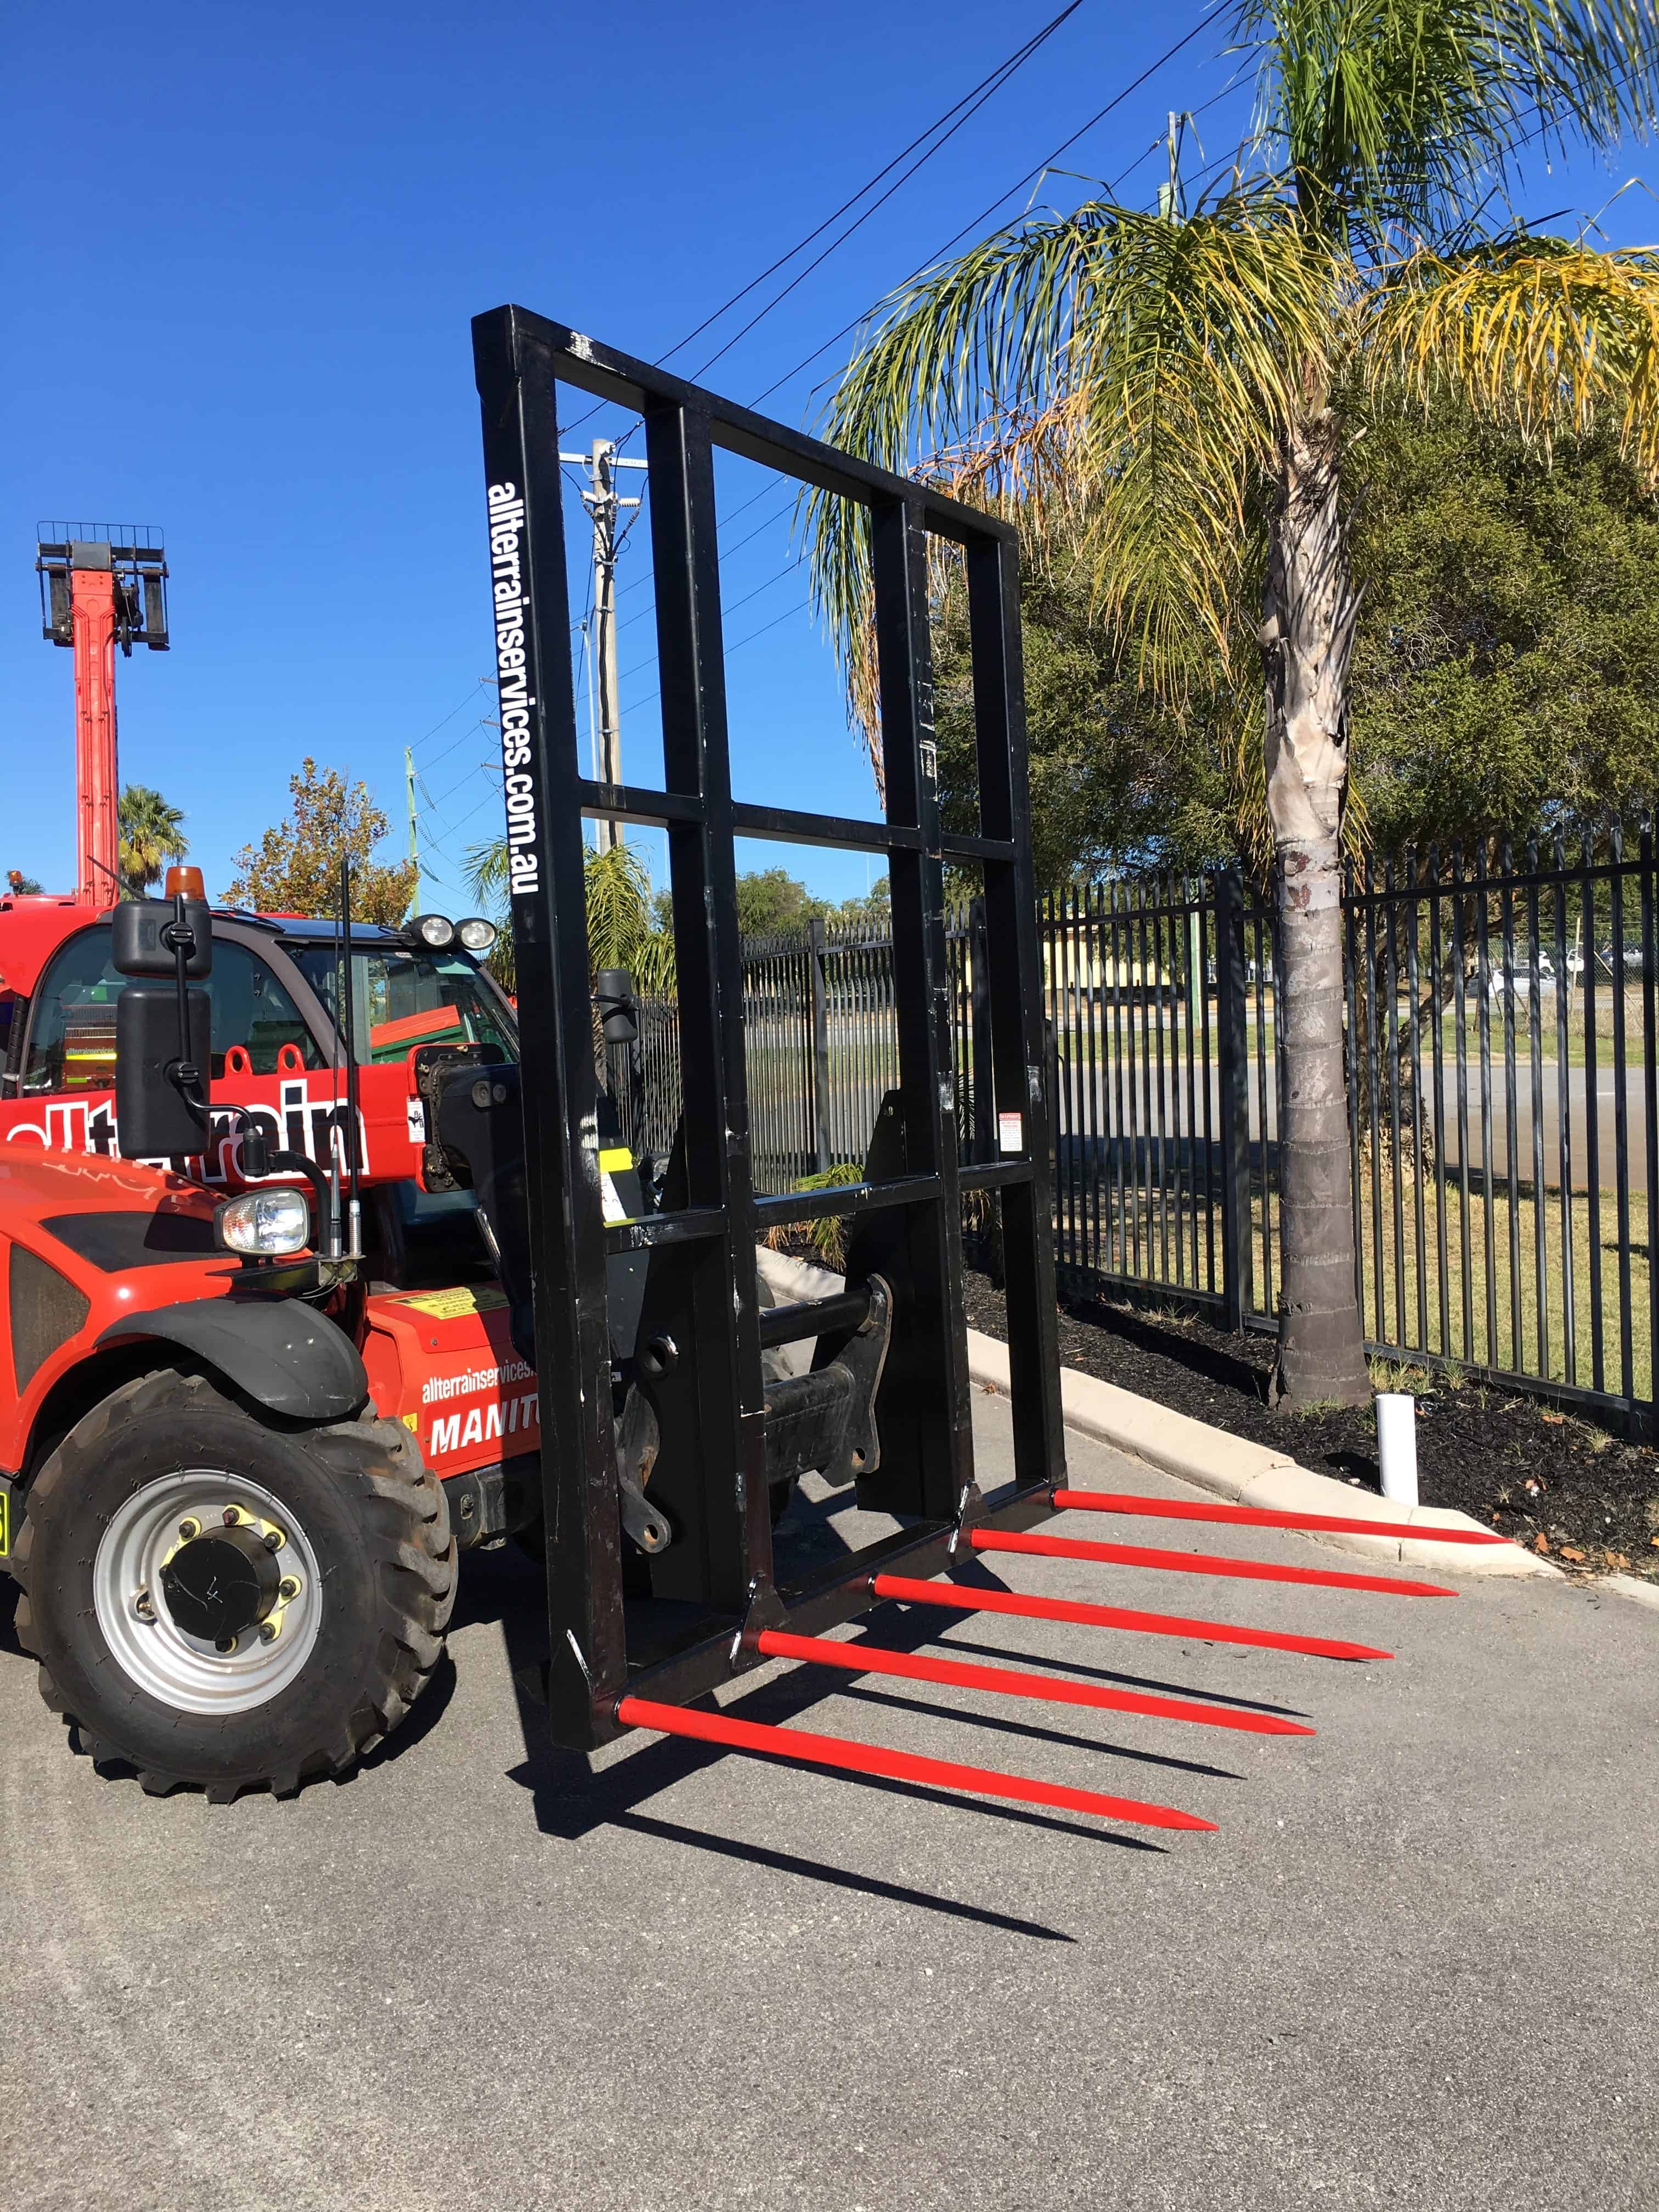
160,1525,281,1644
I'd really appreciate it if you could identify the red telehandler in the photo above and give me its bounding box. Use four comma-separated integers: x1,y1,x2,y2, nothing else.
0,311,1504,1810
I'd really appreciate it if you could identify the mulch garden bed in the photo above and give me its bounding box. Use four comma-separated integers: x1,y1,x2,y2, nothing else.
963,1270,1659,1581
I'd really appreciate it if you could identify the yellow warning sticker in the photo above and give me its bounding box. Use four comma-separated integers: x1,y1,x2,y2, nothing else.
0,1487,8,1558
598,1146,633,1173
394,1284,508,1320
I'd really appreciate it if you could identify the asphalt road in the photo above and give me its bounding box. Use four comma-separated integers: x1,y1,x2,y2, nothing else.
1056,1054,1657,1195
3,1396,1655,2212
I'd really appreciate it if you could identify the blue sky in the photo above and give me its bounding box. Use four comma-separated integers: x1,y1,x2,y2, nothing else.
5,0,1655,915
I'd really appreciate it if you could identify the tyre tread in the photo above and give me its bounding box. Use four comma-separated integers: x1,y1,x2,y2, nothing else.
14,1368,458,1801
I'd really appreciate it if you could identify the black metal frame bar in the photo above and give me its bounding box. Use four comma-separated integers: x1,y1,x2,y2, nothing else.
472,307,1066,1751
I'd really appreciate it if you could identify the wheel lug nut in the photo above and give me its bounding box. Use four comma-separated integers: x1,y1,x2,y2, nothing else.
178,1518,199,1542
263,1527,284,1551
133,1589,154,1620
216,1635,238,1653
258,1622,279,1644
278,1577,300,1601
222,1507,240,1526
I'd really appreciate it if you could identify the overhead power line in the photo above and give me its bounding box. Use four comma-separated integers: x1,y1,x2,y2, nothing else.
749,3,1227,414
561,1,1092,442
664,1,1087,372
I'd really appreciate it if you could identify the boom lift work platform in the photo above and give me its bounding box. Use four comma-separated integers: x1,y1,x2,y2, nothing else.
0,311,1515,1817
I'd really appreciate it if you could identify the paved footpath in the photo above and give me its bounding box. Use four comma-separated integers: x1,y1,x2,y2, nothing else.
2,1393,1655,2212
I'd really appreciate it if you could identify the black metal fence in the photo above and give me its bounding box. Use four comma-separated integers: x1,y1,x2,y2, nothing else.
600,833,1657,1434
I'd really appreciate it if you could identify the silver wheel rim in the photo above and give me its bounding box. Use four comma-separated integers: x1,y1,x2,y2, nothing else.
93,1471,324,1716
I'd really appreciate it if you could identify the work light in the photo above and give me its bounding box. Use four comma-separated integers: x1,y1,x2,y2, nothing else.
456,916,498,953
215,1187,311,1256
412,913,455,949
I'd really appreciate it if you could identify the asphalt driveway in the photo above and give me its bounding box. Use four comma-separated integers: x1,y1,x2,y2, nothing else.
2,1393,1655,2212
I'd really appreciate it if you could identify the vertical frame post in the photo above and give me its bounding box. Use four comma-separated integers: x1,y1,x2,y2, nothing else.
1215,866,1252,1333
472,307,626,1748
967,533,1065,1494
809,913,832,1174
862,496,975,1520
642,396,774,1616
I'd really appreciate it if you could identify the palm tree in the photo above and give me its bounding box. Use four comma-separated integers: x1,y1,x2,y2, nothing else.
117,785,189,901
466,836,676,997
811,0,1659,1408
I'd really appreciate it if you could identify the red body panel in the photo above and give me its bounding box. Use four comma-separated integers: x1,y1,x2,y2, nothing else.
0,902,535,1492
0,1143,236,1473
0,1058,426,1193
362,1286,539,1479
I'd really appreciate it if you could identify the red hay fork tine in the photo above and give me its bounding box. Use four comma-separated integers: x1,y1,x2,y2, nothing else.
754,1628,1316,1736
1051,1488,1512,1545
872,1573,1393,1661
614,1696,1216,1832
972,1528,1458,1599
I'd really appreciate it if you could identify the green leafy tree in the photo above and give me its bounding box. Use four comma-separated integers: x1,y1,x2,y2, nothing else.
932,401,1659,884
733,867,831,936
117,785,189,901
811,0,1659,1408
224,758,417,926
1348,406,1659,853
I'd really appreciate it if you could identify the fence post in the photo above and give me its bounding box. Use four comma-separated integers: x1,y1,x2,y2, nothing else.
1215,867,1252,1331
969,896,995,1167
808,914,832,1173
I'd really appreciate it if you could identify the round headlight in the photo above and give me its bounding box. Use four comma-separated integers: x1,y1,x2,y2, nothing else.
216,1187,311,1256
413,913,455,949
456,916,498,954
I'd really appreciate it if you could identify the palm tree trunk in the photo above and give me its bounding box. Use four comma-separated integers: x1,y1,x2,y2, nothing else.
1260,402,1370,1410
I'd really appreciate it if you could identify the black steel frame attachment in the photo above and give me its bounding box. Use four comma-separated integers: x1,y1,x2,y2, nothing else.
471,305,1065,1753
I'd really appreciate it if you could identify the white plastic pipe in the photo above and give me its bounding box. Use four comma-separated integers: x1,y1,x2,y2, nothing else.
1375,1392,1419,1508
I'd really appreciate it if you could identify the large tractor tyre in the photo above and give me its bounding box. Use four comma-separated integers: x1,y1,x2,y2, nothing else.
13,1369,456,1801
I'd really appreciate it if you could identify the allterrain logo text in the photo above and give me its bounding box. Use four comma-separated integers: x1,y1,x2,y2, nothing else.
487,481,539,898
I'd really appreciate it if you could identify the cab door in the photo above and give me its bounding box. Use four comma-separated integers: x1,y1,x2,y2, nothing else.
0,919,347,1185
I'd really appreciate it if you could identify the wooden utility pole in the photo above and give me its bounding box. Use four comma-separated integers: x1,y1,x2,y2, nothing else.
561,439,645,854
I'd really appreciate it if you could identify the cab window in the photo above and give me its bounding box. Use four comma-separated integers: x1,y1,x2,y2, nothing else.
293,945,516,1064
21,927,326,1092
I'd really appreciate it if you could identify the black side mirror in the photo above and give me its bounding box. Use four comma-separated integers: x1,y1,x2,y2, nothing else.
112,896,213,979
595,967,638,1045
116,983,212,1158
114,891,215,1159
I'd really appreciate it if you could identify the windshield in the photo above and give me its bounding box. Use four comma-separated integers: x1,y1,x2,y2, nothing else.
292,944,517,1065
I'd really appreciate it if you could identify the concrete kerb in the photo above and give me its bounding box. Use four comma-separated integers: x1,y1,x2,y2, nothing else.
749,1248,1559,1581
964,1328,1561,1581
1604,1571,1659,1612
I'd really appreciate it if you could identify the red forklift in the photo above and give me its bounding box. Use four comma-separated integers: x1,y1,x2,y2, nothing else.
0,313,1497,1808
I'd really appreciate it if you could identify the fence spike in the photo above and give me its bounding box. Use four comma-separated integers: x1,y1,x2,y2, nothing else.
615,1695,1216,1831
755,1628,1315,1735
972,1527,1457,1597
1049,1488,1510,1546
871,1573,1391,1661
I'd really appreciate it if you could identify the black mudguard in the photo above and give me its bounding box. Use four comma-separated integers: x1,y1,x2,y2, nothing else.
97,1297,369,1422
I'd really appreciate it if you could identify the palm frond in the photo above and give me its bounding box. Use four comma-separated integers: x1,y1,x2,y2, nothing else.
810,184,1341,742
1237,0,1659,243
1365,236,1659,481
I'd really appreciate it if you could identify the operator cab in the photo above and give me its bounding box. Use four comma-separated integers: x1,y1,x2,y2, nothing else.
0,902,518,1293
